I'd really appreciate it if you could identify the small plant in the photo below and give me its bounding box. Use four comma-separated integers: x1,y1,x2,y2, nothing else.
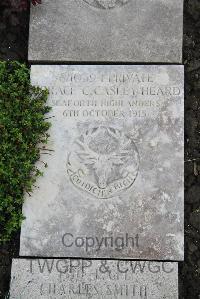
0,61,51,243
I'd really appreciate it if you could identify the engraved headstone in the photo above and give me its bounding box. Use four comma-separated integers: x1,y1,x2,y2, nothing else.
9,259,178,299
28,0,183,62
20,65,184,260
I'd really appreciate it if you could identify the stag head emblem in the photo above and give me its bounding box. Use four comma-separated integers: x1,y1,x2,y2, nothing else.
76,127,132,189
83,0,131,9
67,126,139,199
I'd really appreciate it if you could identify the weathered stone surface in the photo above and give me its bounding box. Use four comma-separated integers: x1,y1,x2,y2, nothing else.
9,259,178,299
28,0,183,62
20,65,184,259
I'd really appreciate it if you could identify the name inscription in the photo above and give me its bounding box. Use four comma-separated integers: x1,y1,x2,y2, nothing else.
26,259,175,298
38,70,182,120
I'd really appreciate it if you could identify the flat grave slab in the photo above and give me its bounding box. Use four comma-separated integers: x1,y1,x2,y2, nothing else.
9,259,178,299
28,0,183,62
20,65,184,260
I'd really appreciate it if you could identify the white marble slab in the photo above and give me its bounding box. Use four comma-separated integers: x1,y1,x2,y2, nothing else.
9,259,178,299
28,0,183,62
20,65,184,260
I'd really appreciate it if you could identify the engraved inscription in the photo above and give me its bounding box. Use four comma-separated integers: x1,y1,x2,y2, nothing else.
67,126,139,199
83,0,131,9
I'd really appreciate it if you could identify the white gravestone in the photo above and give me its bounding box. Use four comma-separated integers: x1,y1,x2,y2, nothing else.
9,259,178,299
20,65,184,260
28,0,183,62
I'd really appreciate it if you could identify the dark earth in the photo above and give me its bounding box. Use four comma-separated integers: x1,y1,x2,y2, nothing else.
0,0,200,298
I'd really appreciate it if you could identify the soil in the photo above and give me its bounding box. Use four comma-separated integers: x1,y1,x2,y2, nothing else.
0,0,200,298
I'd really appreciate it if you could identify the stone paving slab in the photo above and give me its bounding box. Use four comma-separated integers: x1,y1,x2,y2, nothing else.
20,65,184,260
9,259,178,299
28,0,183,62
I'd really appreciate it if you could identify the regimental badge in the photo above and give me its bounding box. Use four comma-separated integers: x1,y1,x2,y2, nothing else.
83,0,130,9
67,126,139,199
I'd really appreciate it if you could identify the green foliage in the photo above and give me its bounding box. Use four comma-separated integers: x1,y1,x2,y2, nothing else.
0,61,51,243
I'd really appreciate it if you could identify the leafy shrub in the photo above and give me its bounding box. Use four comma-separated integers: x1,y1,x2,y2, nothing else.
0,61,51,243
